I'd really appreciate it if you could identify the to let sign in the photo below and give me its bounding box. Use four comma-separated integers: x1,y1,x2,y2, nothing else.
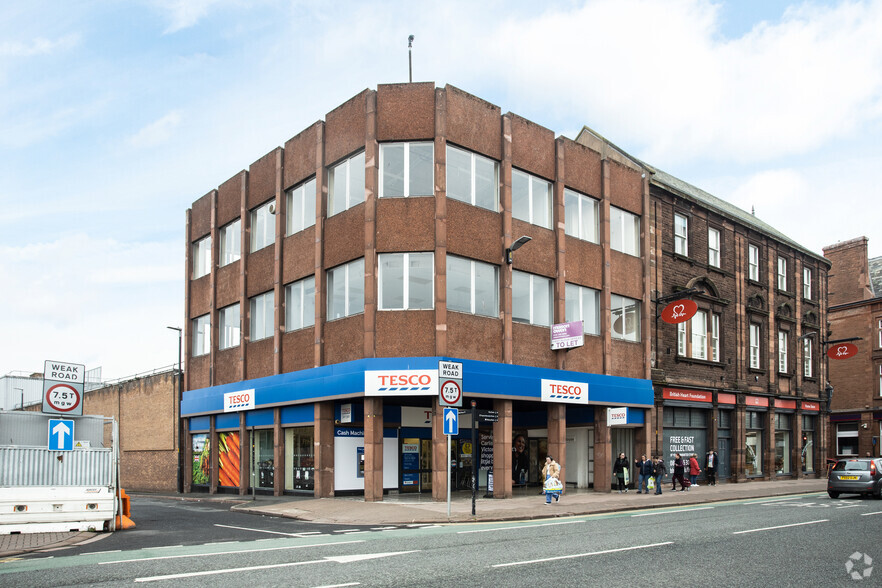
550,321,584,350
661,299,698,324
42,360,85,416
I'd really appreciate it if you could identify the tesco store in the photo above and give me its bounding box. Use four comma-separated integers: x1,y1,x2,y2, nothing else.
181,356,654,498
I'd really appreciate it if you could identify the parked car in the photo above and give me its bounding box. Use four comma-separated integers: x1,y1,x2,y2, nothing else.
827,458,882,499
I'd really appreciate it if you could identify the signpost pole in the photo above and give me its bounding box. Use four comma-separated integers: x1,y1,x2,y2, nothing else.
471,400,477,516
447,434,451,518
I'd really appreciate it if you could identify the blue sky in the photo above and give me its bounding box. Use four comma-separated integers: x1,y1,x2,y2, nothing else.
2,0,881,379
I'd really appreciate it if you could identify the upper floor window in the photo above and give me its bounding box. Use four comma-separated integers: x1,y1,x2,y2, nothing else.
446,145,498,211
287,178,316,236
285,275,315,332
192,314,210,357
803,267,812,299
380,142,433,198
677,310,719,361
748,244,760,282
778,330,789,374
610,206,640,257
565,283,600,335
192,235,211,279
512,169,551,229
674,213,688,256
878,318,882,348
836,423,859,456
749,323,761,369
610,294,640,342
447,255,498,318
803,337,813,378
219,303,240,350
328,151,365,216
777,256,787,290
219,220,240,267
250,291,274,342
708,228,720,268
250,201,275,253
878,364,882,397
564,188,598,243
512,271,552,326
327,258,364,320
378,252,434,310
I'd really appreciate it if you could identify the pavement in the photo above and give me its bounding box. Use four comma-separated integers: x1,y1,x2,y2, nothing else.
0,478,829,558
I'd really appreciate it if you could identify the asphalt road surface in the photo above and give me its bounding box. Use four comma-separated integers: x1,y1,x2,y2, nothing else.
1,493,879,587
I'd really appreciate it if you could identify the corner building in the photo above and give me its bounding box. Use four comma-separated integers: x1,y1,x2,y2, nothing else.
182,83,657,500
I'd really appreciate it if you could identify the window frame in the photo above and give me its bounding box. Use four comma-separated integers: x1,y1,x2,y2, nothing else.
777,256,787,291
327,258,365,321
749,323,761,369
219,220,241,267
674,213,688,256
378,252,435,311
708,227,720,268
512,270,553,327
192,314,210,357
284,275,316,332
219,303,241,350
778,329,789,374
610,293,641,342
677,310,720,361
803,337,813,378
836,423,859,456
249,291,275,342
610,206,640,257
192,235,212,279
250,201,276,253
802,267,812,299
564,188,599,243
565,283,600,335
286,177,316,236
748,244,760,282
445,144,498,211
511,168,552,229
446,255,499,318
379,142,434,198
328,151,365,217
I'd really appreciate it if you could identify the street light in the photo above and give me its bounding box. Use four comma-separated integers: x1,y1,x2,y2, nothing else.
167,326,183,494
505,235,532,264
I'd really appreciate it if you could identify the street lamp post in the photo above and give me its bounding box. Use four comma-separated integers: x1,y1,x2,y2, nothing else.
167,326,183,494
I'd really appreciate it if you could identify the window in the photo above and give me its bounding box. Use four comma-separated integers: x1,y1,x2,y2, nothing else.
565,283,600,335
564,188,598,243
745,417,763,476
285,276,315,331
710,314,720,362
378,252,434,310
878,364,882,397
192,235,211,278
749,324,761,369
677,322,687,357
777,256,787,290
610,294,640,342
748,244,760,281
802,267,812,299
775,413,791,474
512,169,551,228
446,145,498,211
803,338,813,378
610,206,640,256
447,255,498,318
219,303,240,350
192,314,210,356
327,258,364,320
691,311,708,360
328,151,365,216
250,201,275,252
286,178,316,235
512,271,552,326
380,142,433,198
778,330,789,374
802,416,815,473
708,228,720,268
250,291,274,342
878,318,882,348
836,423,859,456
677,310,720,361
219,220,240,267
674,213,688,256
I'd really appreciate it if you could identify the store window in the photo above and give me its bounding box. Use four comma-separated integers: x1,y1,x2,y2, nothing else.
803,267,812,299
219,303,240,350
674,213,688,256
285,276,315,331
329,151,365,216
775,413,791,474
611,206,640,256
610,294,640,342
748,244,760,282
512,270,552,326
677,310,720,361
803,338,813,378
512,169,551,229
778,330,789,374
708,227,720,268
250,429,275,489
250,291,274,341
777,256,787,290
565,283,600,335
327,258,365,320
380,142,433,198
192,235,211,279
745,411,764,476
446,145,498,211
285,426,315,491
447,255,498,318
219,220,241,267
218,431,241,487
836,423,859,456
192,314,210,357
378,252,434,310
801,415,815,473
191,433,210,485
286,177,316,235
564,188,598,243
749,324,761,369
250,201,275,252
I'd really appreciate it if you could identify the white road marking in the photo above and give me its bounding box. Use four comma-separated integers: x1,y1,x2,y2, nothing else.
748,496,805,505
733,520,828,534
861,511,882,516
313,584,360,588
214,523,305,537
333,529,362,533
459,520,584,534
134,551,418,582
153,545,182,549
492,542,673,568
81,550,121,555
631,507,714,517
101,540,365,565
371,527,397,530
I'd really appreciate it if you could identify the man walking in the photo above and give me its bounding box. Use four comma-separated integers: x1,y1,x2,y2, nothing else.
653,456,667,495
634,454,652,494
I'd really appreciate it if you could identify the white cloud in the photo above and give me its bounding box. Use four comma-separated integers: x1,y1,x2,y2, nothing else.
0,34,80,57
153,0,229,33
128,111,183,148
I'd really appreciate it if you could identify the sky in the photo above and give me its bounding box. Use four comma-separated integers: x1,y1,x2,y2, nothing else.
2,0,881,381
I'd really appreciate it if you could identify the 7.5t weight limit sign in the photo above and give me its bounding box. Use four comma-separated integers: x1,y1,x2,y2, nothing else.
440,380,462,406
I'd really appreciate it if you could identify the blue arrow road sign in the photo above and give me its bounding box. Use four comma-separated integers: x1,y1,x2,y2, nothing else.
443,407,458,436
48,419,74,451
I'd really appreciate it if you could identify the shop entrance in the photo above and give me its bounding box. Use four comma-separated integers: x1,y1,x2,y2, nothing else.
400,438,432,493
717,437,731,481
611,427,636,489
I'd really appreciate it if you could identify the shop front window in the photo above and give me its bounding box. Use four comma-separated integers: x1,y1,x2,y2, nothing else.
191,433,210,485
218,431,241,487
285,426,314,491
836,423,859,456
801,415,815,473
775,413,791,474
250,429,274,489
745,431,762,476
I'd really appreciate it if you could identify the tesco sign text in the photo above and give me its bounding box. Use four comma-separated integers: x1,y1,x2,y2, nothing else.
365,370,438,397
541,379,588,405
224,389,255,412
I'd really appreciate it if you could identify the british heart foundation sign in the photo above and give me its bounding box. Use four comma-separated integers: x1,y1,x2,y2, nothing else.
661,299,698,324
827,343,858,360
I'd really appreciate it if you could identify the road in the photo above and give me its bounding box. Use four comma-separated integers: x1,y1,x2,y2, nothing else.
0,493,878,586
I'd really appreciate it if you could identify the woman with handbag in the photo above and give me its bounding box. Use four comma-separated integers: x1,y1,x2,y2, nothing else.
613,452,629,493
542,456,561,505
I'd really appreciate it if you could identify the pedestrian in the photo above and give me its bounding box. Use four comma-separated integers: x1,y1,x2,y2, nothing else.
672,453,687,491
653,456,667,495
613,452,629,493
512,434,529,485
689,453,701,487
706,449,718,486
634,454,652,494
542,456,561,505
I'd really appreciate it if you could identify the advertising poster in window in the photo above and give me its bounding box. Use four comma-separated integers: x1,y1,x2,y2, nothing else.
218,431,241,487
192,434,209,485
480,430,493,470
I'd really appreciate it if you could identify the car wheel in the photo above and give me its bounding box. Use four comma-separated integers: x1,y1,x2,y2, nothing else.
828,491,840,499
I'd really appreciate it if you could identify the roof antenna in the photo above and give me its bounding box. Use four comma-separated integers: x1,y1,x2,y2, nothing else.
751,205,755,216
408,35,414,83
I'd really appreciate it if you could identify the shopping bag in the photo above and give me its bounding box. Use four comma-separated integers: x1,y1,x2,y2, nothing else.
623,467,630,485
544,477,563,493
647,477,656,491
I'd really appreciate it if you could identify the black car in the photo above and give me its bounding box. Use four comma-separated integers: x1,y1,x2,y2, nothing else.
827,458,882,499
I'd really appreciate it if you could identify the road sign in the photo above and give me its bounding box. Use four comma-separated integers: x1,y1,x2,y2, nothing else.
440,380,462,407
443,407,459,436
42,359,85,416
476,409,498,422
43,382,82,414
438,361,462,380
438,361,463,407
48,419,74,451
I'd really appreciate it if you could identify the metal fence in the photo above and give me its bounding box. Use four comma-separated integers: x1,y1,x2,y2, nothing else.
0,447,113,486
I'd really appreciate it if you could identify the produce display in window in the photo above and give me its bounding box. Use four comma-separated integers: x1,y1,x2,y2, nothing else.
218,432,241,487
192,434,209,485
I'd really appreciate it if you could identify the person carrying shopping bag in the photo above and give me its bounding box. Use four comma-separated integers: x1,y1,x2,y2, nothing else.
634,454,652,494
542,456,562,505
689,453,701,487
613,452,629,493
653,456,667,495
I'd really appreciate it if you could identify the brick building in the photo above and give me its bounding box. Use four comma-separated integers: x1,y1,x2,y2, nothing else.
824,237,882,459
